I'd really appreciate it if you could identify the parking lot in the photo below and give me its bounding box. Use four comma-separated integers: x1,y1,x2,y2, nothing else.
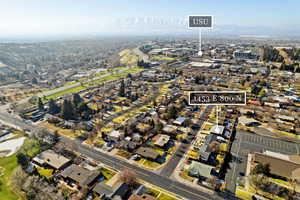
233,131,299,155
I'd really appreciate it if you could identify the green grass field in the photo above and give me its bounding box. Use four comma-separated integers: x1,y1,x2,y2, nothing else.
0,155,19,200
43,67,143,101
43,85,86,101
0,138,41,200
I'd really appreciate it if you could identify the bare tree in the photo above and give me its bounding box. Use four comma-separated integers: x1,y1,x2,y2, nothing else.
119,168,138,189
207,176,219,190
64,141,77,152
87,130,97,144
11,167,28,190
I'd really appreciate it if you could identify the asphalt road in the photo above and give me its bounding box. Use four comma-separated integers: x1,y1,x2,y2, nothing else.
71,139,224,200
160,106,212,177
0,111,226,200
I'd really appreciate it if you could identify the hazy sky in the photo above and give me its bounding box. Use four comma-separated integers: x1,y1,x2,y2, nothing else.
1,0,299,36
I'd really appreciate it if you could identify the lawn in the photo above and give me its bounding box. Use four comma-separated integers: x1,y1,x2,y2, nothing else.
113,105,123,113
158,193,178,200
236,186,253,200
143,160,160,169
147,188,160,198
179,169,195,182
37,167,53,179
152,56,176,61
187,150,198,160
0,137,41,200
40,122,85,139
85,67,143,87
276,130,297,138
43,85,86,101
0,155,19,200
101,168,116,183
21,138,41,158
100,127,114,134
176,134,185,141
153,148,165,156
116,149,131,159
268,177,294,190
202,123,213,131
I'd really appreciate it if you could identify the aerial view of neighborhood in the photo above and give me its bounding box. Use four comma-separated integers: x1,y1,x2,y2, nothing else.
0,1,300,200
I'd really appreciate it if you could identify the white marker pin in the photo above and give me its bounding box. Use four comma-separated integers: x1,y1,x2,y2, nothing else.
198,29,203,57
216,106,219,129
188,15,213,57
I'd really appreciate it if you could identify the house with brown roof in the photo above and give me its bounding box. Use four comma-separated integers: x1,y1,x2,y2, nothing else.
249,152,300,181
136,147,160,161
60,164,100,189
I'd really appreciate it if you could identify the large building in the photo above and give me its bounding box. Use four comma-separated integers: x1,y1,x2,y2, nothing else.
248,151,300,181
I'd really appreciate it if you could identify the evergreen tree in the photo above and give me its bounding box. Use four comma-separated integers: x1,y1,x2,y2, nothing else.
78,102,93,119
61,100,75,120
153,100,157,107
49,99,59,114
154,121,163,132
119,79,125,97
37,97,44,111
17,153,29,168
167,105,177,119
73,93,83,107
127,73,132,79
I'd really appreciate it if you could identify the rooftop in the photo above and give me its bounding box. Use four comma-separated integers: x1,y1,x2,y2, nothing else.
33,150,70,169
61,164,99,187
251,152,300,180
210,125,225,136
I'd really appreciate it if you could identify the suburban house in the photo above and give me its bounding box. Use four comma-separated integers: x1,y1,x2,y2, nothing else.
60,164,100,189
153,134,170,148
107,130,124,142
119,140,137,152
210,125,225,136
93,182,129,199
188,161,215,180
32,150,71,170
162,125,177,135
136,147,160,161
198,134,225,162
173,117,187,126
238,116,260,127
